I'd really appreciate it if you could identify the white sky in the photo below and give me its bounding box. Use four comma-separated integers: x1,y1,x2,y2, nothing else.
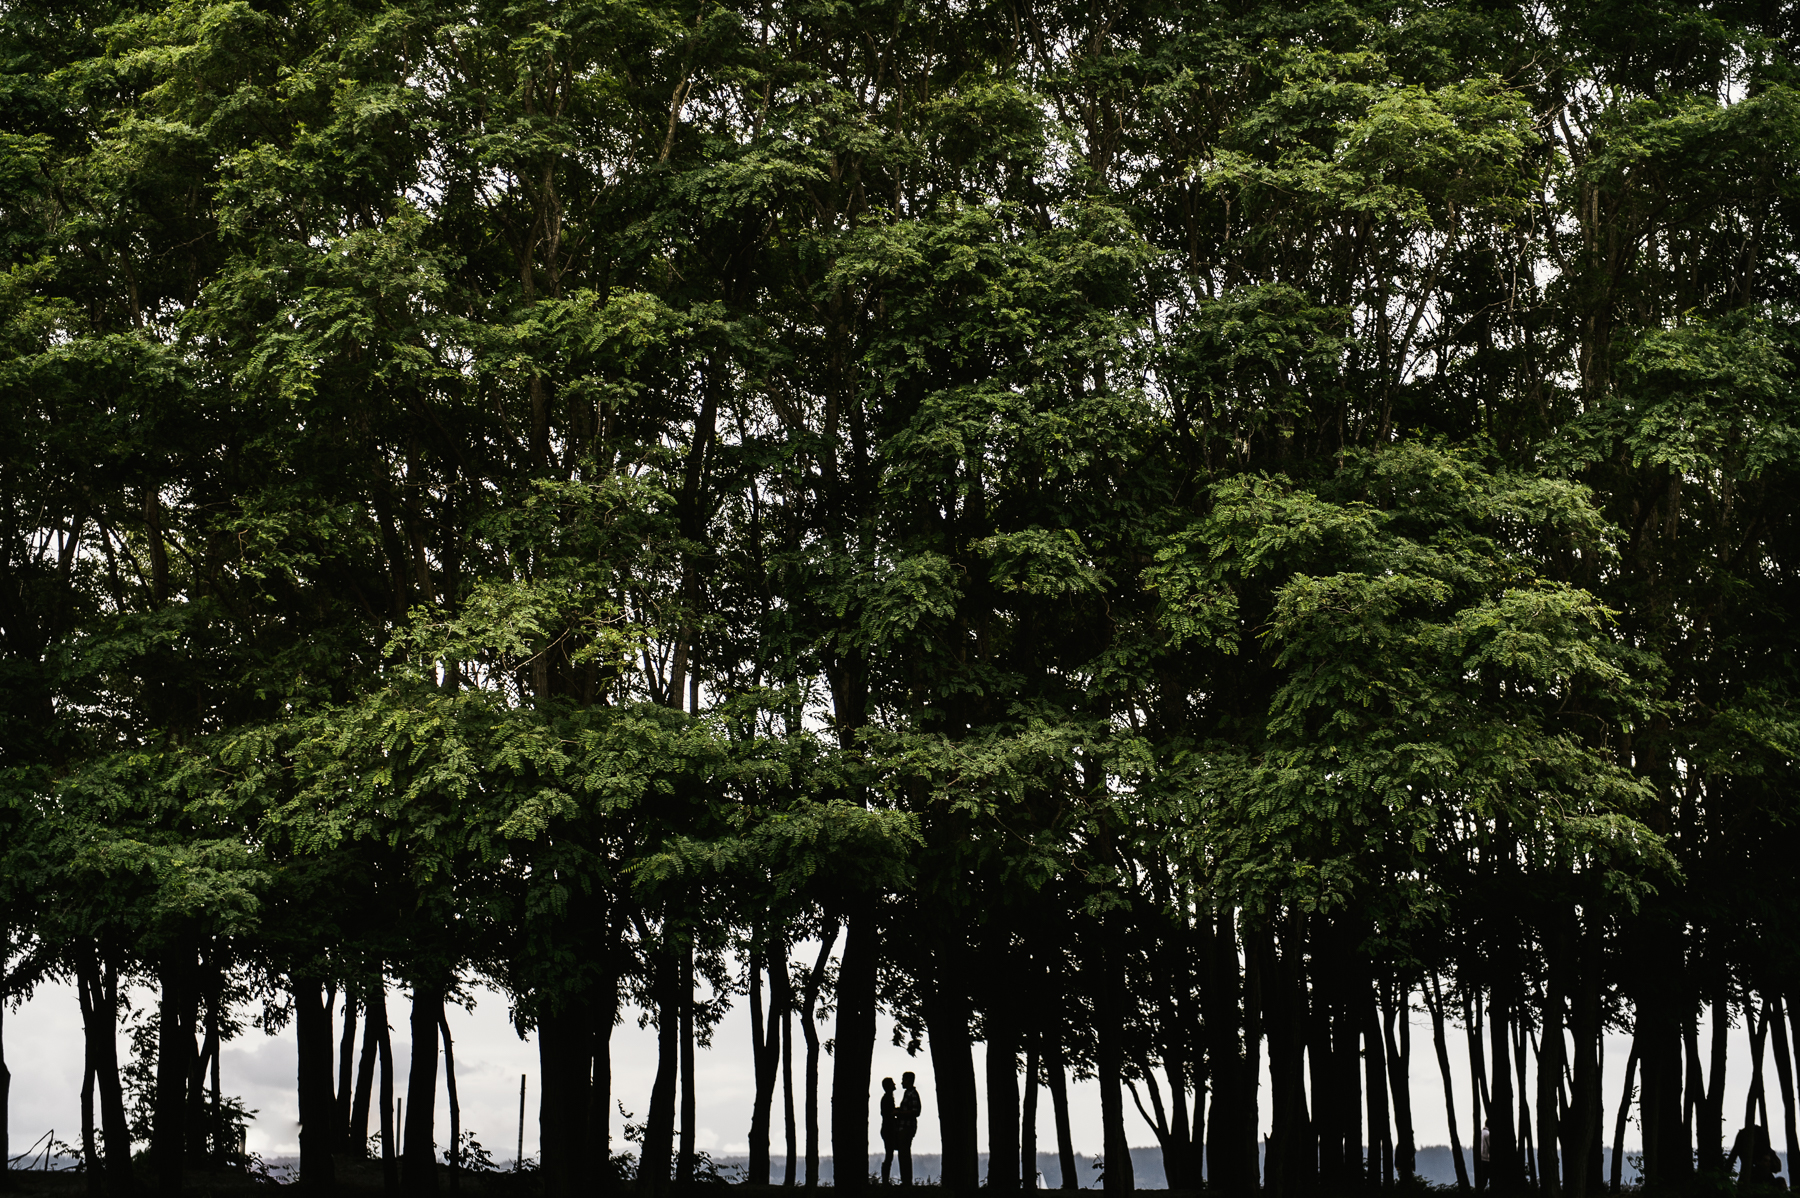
3,963,1767,1171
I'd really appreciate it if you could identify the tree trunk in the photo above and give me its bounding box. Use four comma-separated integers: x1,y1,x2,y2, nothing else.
1567,924,1603,1198
986,959,1021,1192
1703,973,1728,1174
1489,984,1520,1190
1262,921,1310,1198
376,987,397,1196
831,910,878,1195
297,979,339,1197
0,944,9,1192
338,993,360,1155
1046,1039,1076,1191
1097,918,1133,1193
801,921,839,1188
1425,974,1471,1190
640,942,680,1197
80,949,133,1198
678,942,697,1186
926,938,979,1196
1611,1037,1638,1192
782,995,798,1187
1022,1041,1040,1191
1384,979,1416,1181
595,969,619,1198
1771,997,1799,1193
402,983,442,1198
352,985,383,1158
750,947,780,1186
1539,966,1564,1198
1365,981,1393,1186
1204,910,1241,1192
82,1045,98,1198
155,943,196,1198
440,1015,460,1195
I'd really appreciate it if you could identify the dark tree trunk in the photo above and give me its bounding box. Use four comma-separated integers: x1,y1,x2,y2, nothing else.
1772,997,1799,1194
1022,1041,1040,1191
830,910,878,1195
594,959,619,1198
1383,979,1416,1181
640,942,680,1197
296,979,339,1197
1610,1036,1638,1193
1204,910,1242,1192
1262,921,1311,1198
1488,984,1520,1190
1702,973,1728,1174
1310,957,1342,1193
986,954,1020,1192
678,942,697,1186
1639,978,1688,1191
926,939,979,1196
1096,918,1133,1193
402,983,442,1198
1046,1039,1076,1191
190,981,218,1162
155,943,196,1198
782,995,797,1187
750,946,781,1186
1568,921,1603,1198
376,987,397,1197
1425,974,1470,1191
78,949,133,1198
352,985,382,1159
82,1044,98,1198
801,922,838,1188
1,946,10,1192
440,1014,460,1195
1539,960,1564,1198
338,993,360,1155
1365,981,1393,1186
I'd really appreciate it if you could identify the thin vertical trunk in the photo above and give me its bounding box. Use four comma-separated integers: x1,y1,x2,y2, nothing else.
155,943,196,1198
297,979,339,1197
831,911,879,1196
926,937,980,1196
782,998,798,1187
800,921,839,1188
0,944,8,1190
377,989,397,1197
1204,910,1242,1192
1426,975,1471,1190
82,1047,98,1197
1262,920,1309,1198
1514,1020,1534,1190
987,962,1021,1192
1611,1037,1638,1192
1540,974,1564,1198
594,961,620,1198
1365,983,1393,1186
402,983,442,1198
1704,974,1728,1173
1568,923,1603,1198
1047,1040,1076,1191
338,993,360,1155
440,1014,460,1196
1747,999,1770,1132
641,940,680,1197
1097,918,1133,1193
750,948,779,1185
1022,1042,1041,1190
1772,997,1799,1190
1489,985,1520,1191
678,943,697,1186
352,987,382,1158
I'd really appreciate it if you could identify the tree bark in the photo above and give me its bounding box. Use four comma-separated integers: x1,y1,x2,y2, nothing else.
375,985,398,1196
352,985,382,1158
677,942,697,1186
830,910,878,1195
750,946,780,1185
1610,1036,1638,1192
1383,979,1416,1181
297,979,339,1197
1046,1039,1076,1191
640,940,680,1197
77,948,133,1198
1772,997,1799,1193
986,953,1021,1192
801,921,838,1188
440,1014,460,1195
1022,1040,1040,1191
1425,974,1470,1191
402,983,442,1198
1096,917,1133,1193
154,943,196,1198
1365,981,1393,1186
338,993,360,1155
1539,965,1564,1198
926,937,979,1196
1488,983,1520,1190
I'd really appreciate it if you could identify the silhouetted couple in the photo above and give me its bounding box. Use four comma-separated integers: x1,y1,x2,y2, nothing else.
880,1072,922,1185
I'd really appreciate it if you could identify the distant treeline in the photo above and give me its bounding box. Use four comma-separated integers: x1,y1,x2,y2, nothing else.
3,0,1799,1197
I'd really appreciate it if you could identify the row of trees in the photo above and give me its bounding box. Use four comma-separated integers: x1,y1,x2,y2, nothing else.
4,0,1800,1195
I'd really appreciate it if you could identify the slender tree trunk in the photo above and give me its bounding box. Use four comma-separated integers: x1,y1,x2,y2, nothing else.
81,950,133,1198
1540,967,1564,1198
986,953,1021,1192
82,1047,98,1198
1426,975,1471,1190
1489,984,1520,1191
1047,1039,1076,1191
926,937,979,1196
641,942,680,1197
439,1014,460,1195
1703,973,1728,1174
297,978,339,1197
831,910,879,1195
1771,997,1799,1191
1747,999,1770,1133
751,948,779,1185
801,922,839,1188
0,944,9,1193
338,993,360,1155
352,986,382,1158
1204,910,1242,1192
1022,1041,1040,1190
1097,917,1133,1193
1383,980,1416,1182
678,942,697,1186
782,996,798,1187
1263,920,1310,1198
377,987,397,1197
154,942,197,1198
1366,982,1393,1186
402,983,442,1198
1568,921,1603,1198
1612,1036,1638,1192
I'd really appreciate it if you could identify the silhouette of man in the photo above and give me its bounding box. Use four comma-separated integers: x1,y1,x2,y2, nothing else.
888,1071,920,1186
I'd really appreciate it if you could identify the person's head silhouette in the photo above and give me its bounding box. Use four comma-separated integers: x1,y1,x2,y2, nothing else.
903,1071,916,1088
883,1077,896,1093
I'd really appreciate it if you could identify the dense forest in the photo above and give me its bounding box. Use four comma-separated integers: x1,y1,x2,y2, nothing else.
3,0,1800,1195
